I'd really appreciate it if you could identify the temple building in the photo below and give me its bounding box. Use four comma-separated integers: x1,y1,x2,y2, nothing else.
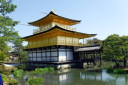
23,11,97,69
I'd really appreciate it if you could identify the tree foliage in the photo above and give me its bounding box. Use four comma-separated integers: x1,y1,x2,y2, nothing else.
26,77,44,85
13,69,24,78
86,38,102,46
0,0,21,61
103,34,128,67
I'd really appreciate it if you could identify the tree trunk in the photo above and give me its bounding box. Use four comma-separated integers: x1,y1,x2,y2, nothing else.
124,57,127,67
114,59,119,68
122,49,127,67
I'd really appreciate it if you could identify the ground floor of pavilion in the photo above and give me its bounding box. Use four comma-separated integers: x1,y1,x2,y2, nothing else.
24,45,102,69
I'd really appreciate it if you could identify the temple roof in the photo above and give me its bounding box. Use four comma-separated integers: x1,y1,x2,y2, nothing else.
29,11,81,27
75,45,102,52
23,25,96,41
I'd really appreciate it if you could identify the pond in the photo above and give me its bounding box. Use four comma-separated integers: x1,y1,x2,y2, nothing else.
12,69,128,85
41,69,128,85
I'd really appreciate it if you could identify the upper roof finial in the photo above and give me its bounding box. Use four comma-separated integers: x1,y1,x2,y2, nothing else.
51,10,55,14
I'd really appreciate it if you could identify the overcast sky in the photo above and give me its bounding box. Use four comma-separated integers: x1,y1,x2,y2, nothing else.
9,0,128,42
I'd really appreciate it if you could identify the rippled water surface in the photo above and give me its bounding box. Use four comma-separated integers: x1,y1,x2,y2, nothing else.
41,69,128,85
17,69,128,85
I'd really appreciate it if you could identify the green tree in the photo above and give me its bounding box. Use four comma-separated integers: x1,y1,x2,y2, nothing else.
0,0,20,61
11,37,28,64
120,36,128,67
103,34,128,67
86,38,102,46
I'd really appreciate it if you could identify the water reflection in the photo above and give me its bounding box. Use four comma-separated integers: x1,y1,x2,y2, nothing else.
43,69,128,85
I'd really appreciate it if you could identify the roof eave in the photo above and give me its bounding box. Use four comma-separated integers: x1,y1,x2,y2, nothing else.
28,11,81,26
23,25,97,39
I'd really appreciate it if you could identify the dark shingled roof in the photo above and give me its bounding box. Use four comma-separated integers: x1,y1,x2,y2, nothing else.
75,45,102,52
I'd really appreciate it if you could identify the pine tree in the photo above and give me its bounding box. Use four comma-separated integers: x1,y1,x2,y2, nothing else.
0,0,20,61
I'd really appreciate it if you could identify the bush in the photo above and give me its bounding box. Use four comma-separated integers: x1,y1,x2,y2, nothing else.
113,69,126,74
107,68,126,74
17,64,26,70
0,61,3,63
1,74,19,84
44,67,49,73
107,68,113,73
31,67,55,75
26,77,44,85
13,69,24,78
49,67,54,72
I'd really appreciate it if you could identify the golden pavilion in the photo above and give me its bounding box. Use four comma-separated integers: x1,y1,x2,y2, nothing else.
23,11,96,68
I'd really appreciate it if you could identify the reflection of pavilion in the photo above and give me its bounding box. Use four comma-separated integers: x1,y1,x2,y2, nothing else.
43,69,128,85
43,69,72,85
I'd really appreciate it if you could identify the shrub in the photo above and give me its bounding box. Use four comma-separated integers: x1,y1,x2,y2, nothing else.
49,67,54,72
39,68,45,74
13,69,24,78
107,68,126,74
26,77,44,85
31,67,55,75
1,74,19,84
18,64,26,70
107,68,113,73
44,67,49,73
113,69,126,74
0,61,3,63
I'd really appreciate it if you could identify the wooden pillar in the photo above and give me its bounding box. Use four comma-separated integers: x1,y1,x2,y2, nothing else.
50,47,51,62
32,50,33,61
57,46,59,62
93,50,96,66
65,34,66,45
99,51,102,66
72,37,73,45
27,50,29,62
83,39,84,46
86,53,89,65
45,48,47,62
41,48,43,61
84,52,85,59
66,46,67,61
36,49,37,62
72,47,74,61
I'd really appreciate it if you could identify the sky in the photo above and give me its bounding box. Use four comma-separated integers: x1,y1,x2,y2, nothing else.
8,0,128,44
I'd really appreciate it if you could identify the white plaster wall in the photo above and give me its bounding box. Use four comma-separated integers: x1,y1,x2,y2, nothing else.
59,50,66,61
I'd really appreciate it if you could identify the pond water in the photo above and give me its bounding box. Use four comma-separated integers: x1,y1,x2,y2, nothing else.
13,69,128,85
41,69,128,85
